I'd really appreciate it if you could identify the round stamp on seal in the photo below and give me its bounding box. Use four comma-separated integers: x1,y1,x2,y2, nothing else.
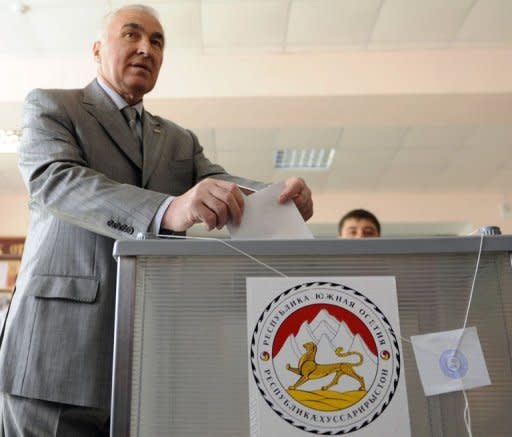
439,349,468,379
250,281,401,435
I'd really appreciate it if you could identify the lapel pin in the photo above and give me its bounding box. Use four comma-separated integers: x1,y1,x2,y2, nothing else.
154,128,161,134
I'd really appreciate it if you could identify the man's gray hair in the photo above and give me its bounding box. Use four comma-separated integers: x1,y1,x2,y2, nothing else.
96,4,161,42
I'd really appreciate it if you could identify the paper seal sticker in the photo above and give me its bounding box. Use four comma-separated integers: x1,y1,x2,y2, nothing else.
411,327,491,396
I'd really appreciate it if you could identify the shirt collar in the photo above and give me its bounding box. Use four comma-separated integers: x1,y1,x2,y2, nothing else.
96,77,144,117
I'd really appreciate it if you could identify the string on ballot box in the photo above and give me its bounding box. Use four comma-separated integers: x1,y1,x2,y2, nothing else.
456,231,484,437
153,231,485,437
153,233,288,278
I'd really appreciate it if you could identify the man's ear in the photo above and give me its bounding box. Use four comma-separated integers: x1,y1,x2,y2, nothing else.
92,41,101,63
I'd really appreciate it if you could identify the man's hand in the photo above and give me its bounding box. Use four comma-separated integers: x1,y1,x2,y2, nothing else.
278,177,313,221
162,178,245,232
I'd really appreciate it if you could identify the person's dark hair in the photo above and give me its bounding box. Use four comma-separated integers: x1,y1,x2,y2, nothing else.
338,209,381,235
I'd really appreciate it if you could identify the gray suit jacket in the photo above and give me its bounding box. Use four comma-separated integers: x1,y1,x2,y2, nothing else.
0,79,263,409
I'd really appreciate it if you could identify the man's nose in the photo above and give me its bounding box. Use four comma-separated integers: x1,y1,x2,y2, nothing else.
136,37,152,56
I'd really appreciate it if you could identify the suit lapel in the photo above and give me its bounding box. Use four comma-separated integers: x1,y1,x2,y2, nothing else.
82,80,143,170
141,111,165,187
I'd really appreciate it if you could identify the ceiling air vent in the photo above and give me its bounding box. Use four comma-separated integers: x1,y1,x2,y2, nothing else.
273,148,335,170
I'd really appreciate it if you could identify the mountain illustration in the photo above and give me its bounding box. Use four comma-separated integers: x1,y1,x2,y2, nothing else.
294,321,315,352
274,309,380,393
311,320,337,340
344,334,379,390
315,333,339,363
350,333,377,365
331,321,357,352
310,309,339,335
273,335,304,389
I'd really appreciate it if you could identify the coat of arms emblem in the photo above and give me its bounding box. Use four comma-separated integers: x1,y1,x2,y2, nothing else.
250,281,401,434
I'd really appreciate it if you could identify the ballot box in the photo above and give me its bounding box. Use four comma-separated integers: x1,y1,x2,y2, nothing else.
111,237,512,437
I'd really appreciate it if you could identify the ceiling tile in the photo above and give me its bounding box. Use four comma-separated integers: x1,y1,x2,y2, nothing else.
390,156,449,171
108,1,204,49
390,147,457,168
153,1,202,49
331,148,396,169
451,152,510,172
214,128,278,152
0,6,40,54
487,164,512,190
371,0,474,44
428,171,492,191
457,128,512,170
338,127,407,150
274,168,331,182
201,45,284,55
401,126,473,149
286,0,381,49
463,126,512,149
23,0,106,5
326,162,382,190
202,0,288,49
378,157,464,192
1,0,510,58
112,0,176,5
276,128,341,148
327,148,393,190
375,143,466,190
456,0,512,44
432,153,502,190
367,41,449,50
216,150,274,182
377,166,438,191
28,6,108,53
294,171,330,191
450,151,505,169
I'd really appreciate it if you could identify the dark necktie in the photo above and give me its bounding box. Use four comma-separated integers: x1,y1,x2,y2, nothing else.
121,106,142,147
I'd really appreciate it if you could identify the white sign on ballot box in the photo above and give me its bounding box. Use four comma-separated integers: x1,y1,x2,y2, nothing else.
246,277,411,437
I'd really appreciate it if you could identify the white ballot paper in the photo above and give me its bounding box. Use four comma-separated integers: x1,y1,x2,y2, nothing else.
228,181,313,239
411,327,491,396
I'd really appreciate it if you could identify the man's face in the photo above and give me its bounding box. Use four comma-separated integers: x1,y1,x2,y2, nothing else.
93,9,164,104
339,218,380,238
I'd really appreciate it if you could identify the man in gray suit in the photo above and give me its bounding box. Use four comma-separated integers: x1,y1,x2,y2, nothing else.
0,4,313,435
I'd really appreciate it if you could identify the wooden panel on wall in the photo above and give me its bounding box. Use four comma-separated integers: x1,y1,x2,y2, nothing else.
0,237,25,257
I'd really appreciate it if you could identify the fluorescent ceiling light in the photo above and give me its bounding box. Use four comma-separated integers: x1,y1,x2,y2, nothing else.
273,148,335,170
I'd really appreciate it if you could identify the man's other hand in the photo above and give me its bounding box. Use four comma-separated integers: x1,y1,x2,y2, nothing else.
278,177,314,221
162,178,244,232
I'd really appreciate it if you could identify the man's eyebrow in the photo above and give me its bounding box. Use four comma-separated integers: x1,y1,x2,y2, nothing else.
121,23,164,44
121,22,143,31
